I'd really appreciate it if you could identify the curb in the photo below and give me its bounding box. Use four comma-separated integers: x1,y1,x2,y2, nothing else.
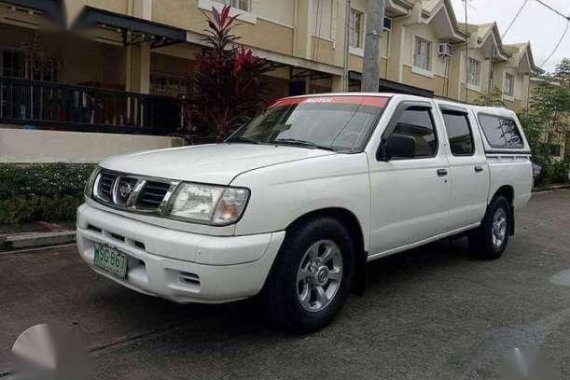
532,184,570,193
0,231,76,252
0,186,568,252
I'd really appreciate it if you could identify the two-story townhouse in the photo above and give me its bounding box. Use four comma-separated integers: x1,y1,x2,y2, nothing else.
495,43,542,112
0,0,545,162
389,0,465,97
0,0,347,161
453,23,510,103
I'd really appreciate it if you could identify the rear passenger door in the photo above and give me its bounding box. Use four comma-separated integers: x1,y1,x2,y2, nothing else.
439,105,489,228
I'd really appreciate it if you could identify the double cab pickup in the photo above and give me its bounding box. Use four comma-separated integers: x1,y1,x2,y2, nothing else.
77,93,533,332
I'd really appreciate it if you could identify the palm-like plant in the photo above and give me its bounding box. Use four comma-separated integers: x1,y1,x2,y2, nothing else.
190,5,272,141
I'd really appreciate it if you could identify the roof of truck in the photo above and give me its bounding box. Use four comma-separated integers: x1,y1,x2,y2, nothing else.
284,93,516,115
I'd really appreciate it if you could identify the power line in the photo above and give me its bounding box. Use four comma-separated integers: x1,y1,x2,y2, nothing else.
533,0,570,21
526,0,570,68
540,19,570,67
502,0,530,38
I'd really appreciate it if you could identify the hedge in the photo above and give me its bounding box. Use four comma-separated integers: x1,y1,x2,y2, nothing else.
534,158,570,186
0,163,96,225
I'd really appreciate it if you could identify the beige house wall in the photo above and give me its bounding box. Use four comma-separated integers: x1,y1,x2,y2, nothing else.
402,22,449,76
459,48,490,103
151,0,294,57
2,0,548,165
494,64,527,108
0,128,185,163
64,0,130,26
56,0,536,108
8,0,540,107
447,46,463,99
349,55,388,79
402,66,447,97
397,20,454,97
385,21,403,83
311,37,336,66
253,0,295,27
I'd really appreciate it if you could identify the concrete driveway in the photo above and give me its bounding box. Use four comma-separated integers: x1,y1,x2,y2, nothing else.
1,190,570,379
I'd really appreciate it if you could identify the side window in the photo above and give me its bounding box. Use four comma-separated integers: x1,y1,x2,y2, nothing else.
389,108,438,158
441,111,474,156
478,114,523,149
500,118,524,148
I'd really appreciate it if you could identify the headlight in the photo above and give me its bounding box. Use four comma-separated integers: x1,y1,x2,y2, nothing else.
168,183,250,226
84,167,101,198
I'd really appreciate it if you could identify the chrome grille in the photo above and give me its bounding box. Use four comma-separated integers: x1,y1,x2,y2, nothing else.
115,176,139,206
93,169,177,214
136,181,172,209
97,171,118,202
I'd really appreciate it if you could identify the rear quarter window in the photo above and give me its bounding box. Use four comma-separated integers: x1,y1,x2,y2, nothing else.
478,114,524,149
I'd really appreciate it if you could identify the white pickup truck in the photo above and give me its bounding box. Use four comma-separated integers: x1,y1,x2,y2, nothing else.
77,93,533,332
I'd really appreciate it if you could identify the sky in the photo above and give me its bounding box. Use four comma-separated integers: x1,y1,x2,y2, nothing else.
449,0,570,73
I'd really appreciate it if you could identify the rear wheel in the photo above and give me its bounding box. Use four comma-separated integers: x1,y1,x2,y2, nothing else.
469,196,511,259
263,217,354,333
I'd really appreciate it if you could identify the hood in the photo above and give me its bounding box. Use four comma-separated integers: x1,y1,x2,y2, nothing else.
100,143,336,185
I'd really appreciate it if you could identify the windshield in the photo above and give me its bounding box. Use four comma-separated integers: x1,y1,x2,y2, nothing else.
227,96,389,152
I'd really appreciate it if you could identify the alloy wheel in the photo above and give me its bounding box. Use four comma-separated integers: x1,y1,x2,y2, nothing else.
296,240,343,312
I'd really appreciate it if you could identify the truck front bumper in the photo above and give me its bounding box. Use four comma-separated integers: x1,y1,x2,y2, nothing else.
76,204,285,304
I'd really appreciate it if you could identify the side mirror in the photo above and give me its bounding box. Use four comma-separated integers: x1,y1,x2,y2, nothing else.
378,134,416,161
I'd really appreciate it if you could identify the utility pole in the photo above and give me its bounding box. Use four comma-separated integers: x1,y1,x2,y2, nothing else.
343,0,352,91
361,0,385,92
463,0,469,103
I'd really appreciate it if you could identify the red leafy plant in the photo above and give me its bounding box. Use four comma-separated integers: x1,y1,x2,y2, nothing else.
190,5,272,142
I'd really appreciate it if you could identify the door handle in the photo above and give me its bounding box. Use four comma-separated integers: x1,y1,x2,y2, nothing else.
474,166,484,173
437,169,448,177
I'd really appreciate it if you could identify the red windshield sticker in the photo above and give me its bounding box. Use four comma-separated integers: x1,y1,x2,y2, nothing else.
270,96,389,108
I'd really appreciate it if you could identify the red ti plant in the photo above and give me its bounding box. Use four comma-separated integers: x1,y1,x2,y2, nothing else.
190,5,272,142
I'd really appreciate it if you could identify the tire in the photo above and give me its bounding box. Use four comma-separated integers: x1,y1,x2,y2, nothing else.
469,196,511,260
263,217,355,334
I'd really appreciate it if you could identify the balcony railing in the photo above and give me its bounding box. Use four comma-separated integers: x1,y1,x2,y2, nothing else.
0,76,183,135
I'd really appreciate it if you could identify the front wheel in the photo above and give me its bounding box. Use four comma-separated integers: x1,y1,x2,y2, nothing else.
263,217,355,333
469,196,511,259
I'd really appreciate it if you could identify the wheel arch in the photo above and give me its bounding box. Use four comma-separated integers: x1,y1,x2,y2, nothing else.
286,207,368,295
489,185,515,235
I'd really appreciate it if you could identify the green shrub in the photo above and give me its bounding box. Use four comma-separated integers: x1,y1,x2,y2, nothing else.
0,163,96,225
548,160,569,184
535,159,570,186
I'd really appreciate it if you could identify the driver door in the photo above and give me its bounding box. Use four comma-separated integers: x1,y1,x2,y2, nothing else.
368,100,451,256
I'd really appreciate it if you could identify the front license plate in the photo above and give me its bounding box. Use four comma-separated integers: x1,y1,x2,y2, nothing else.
94,244,128,279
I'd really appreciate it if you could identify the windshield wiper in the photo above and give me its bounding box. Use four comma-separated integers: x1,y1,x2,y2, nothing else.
226,136,260,144
273,138,335,151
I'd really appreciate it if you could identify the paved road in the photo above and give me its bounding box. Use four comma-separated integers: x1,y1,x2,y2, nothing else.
1,190,570,379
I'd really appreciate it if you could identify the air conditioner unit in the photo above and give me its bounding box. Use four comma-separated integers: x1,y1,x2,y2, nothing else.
438,43,452,57
383,17,392,31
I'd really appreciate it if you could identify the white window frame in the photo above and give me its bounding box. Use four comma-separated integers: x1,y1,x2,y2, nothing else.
198,0,256,24
412,36,433,77
466,57,481,91
380,31,390,59
212,0,250,11
349,8,364,51
503,72,515,101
